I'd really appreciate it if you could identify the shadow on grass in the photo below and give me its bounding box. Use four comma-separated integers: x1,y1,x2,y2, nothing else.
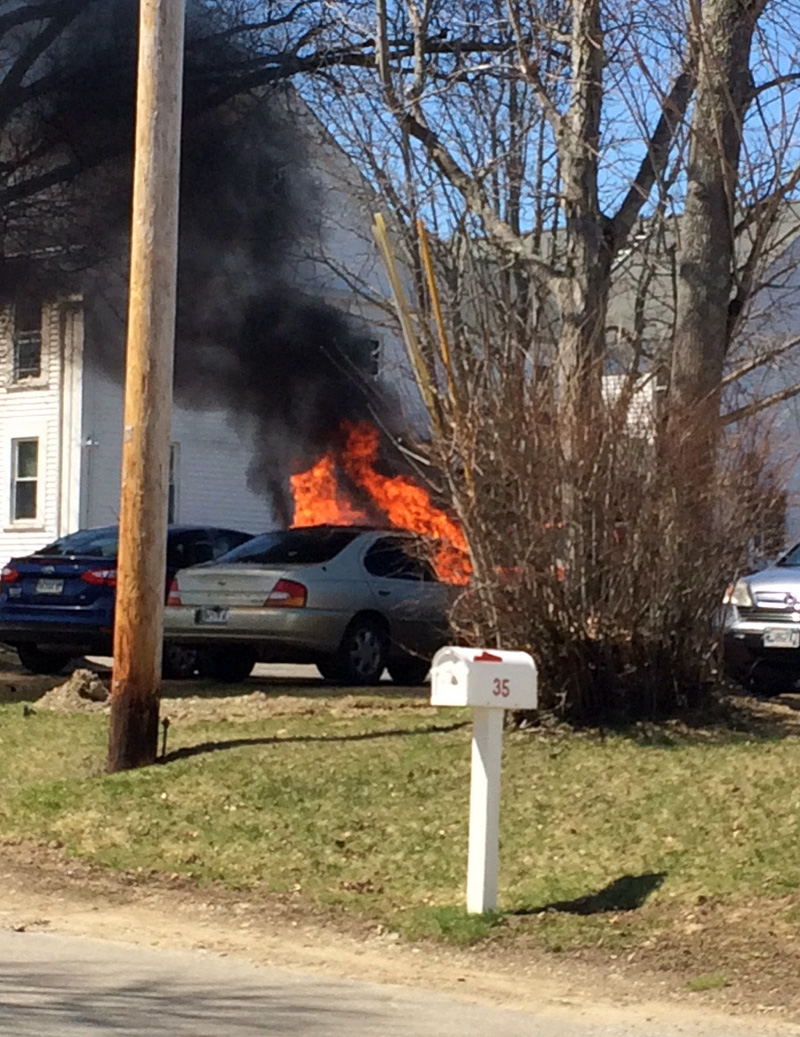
160,720,470,764
513,872,666,917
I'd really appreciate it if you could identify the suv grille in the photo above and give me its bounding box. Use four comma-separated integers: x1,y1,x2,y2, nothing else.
739,606,796,623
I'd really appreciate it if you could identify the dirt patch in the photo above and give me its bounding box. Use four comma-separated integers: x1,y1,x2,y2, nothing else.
161,689,435,724
36,669,109,713
499,890,800,1018
0,649,108,705
0,650,433,720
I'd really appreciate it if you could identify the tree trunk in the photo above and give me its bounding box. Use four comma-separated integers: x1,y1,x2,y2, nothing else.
667,0,765,603
671,0,765,421
557,0,608,453
555,0,609,603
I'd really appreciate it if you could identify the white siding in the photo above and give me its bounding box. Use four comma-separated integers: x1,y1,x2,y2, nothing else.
0,301,83,566
602,373,657,439
78,354,123,529
170,407,273,532
80,367,273,535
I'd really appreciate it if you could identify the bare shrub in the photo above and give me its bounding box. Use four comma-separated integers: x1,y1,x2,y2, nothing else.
431,371,787,722
371,221,790,723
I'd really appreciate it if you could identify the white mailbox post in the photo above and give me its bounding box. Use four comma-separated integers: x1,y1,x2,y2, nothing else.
431,646,538,914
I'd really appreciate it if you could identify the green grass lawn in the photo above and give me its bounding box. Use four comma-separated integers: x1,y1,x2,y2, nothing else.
1,697,799,948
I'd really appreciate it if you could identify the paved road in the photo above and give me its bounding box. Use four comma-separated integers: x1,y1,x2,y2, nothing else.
1,930,799,1037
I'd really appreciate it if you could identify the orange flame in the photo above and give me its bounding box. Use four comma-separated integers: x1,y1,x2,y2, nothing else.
290,421,472,584
290,454,368,527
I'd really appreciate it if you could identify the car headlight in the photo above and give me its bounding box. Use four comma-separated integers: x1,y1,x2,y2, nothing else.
723,579,754,607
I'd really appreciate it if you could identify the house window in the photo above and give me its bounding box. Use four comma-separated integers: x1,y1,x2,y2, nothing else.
353,337,380,378
12,299,43,382
366,339,380,378
11,438,39,522
168,443,179,524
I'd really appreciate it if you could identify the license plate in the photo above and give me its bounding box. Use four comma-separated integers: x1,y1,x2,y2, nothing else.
36,579,64,595
196,607,230,625
763,628,800,648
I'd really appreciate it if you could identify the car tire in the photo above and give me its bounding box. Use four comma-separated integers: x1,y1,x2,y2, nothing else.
317,659,345,682
16,645,73,676
162,643,200,680
388,656,431,686
202,648,256,684
333,618,387,685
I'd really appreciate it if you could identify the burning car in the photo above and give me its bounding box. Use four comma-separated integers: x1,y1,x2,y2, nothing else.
163,525,452,685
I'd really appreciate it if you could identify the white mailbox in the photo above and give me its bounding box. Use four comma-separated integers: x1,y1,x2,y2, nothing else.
431,646,538,711
430,645,538,915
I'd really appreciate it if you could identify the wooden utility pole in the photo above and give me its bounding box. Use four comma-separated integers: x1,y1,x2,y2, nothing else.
108,0,186,772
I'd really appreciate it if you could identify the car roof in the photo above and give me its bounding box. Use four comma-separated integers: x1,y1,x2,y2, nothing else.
52,524,247,536
270,524,414,537
168,525,250,535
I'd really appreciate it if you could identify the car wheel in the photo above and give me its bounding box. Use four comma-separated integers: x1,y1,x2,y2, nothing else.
334,618,387,685
388,656,431,686
162,643,199,680
202,648,256,684
16,644,73,676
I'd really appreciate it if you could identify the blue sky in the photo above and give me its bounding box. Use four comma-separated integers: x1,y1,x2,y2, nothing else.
287,0,800,244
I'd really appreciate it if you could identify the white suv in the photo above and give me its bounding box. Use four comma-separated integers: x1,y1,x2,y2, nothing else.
724,545,800,695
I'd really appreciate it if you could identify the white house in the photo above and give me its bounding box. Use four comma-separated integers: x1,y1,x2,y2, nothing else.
0,98,419,567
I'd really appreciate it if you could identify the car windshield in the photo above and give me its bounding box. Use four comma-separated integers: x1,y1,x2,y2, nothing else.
777,544,800,567
35,527,119,558
216,527,361,566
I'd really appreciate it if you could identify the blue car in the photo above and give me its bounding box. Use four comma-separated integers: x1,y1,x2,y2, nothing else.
0,524,253,676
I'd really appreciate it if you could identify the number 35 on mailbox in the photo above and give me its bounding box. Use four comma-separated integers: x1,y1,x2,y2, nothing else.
430,646,538,711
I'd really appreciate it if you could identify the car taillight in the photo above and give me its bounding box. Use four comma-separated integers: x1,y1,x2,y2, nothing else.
265,579,307,608
0,566,19,586
167,578,181,607
81,569,117,587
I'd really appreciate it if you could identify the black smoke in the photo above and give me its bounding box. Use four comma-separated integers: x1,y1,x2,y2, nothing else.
4,0,390,522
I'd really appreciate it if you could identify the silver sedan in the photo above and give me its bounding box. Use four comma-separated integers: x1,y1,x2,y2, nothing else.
163,525,452,685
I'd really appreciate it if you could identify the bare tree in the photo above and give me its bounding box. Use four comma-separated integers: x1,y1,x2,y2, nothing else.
297,0,800,717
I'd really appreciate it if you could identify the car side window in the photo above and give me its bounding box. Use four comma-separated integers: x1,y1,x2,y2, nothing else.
192,539,216,565
364,538,436,581
211,530,250,559
167,533,197,570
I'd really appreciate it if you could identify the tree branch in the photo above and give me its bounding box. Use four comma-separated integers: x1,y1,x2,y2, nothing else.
609,67,694,252
720,336,800,389
505,0,565,138
372,6,558,282
722,381,800,425
728,158,800,342
0,158,83,210
0,0,89,126
754,71,800,96
0,0,88,38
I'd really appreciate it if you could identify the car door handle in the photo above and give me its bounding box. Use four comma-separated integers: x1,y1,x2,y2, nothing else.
378,589,391,597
